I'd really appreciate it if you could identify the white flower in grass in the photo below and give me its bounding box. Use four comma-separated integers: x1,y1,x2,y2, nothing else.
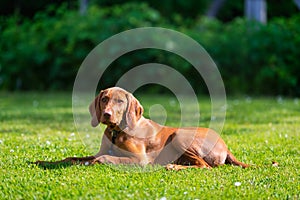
245,96,252,103
272,161,279,167
46,141,51,145
61,148,67,153
183,191,188,195
0,139,3,144
10,149,14,153
33,100,39,107
234,182,241,187
160,197,167,200
277,96,283,104
70,132,75,137
84,161,90,166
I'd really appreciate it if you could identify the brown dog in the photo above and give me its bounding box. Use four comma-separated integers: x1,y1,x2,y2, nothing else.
34,87,248,170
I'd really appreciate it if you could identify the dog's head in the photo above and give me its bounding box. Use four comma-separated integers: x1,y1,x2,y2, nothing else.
89,87,143,130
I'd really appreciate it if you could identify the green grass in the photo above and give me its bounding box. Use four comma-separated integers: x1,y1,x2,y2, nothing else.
0,92,299,199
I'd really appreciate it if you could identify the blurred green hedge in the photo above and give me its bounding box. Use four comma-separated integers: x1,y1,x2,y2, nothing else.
189,16,300,96
0,3,299,96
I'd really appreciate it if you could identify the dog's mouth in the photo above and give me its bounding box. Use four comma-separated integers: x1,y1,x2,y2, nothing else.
108,123,117,129
100,114,125,131
101,120,125,132
101,120,118,129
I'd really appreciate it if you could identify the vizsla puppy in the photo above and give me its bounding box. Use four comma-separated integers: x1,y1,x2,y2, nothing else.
33,87,248,170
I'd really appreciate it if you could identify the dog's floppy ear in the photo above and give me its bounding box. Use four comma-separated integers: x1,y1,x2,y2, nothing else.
125,93,143,129
89,91,104,127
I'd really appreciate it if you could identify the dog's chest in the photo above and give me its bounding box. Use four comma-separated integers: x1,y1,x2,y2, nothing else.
108,132,135,155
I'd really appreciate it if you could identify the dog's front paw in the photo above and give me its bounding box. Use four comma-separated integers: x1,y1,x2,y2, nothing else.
31,160,44,165
165,164,180,171
91,156,106,164
30,160,53,167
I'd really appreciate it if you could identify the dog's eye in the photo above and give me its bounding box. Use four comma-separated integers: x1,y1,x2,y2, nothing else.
101,98,108,103
117,99,124,104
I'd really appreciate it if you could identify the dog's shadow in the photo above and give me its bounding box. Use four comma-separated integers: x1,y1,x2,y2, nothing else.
28,161,166,172
28,161,75,170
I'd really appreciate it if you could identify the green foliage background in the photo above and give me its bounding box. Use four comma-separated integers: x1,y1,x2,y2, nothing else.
0,2,299,95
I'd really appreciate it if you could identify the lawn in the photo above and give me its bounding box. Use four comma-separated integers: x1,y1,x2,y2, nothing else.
0,92,299,199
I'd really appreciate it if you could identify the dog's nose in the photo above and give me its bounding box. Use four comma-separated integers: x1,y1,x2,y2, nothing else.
103,111,112,119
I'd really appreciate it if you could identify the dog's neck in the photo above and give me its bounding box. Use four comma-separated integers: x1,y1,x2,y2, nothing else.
111,129,120,144
107,126,122,144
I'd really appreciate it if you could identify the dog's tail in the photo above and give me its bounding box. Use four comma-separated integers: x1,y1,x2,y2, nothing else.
225,150,249,168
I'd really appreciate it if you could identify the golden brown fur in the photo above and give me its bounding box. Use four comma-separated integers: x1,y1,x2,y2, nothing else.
34,87,248,170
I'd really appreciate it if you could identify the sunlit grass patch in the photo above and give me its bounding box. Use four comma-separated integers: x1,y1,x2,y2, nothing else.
0,92,299,199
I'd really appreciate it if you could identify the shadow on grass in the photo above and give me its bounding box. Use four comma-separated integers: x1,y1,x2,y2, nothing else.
27,160,77,170
28,160,166,172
